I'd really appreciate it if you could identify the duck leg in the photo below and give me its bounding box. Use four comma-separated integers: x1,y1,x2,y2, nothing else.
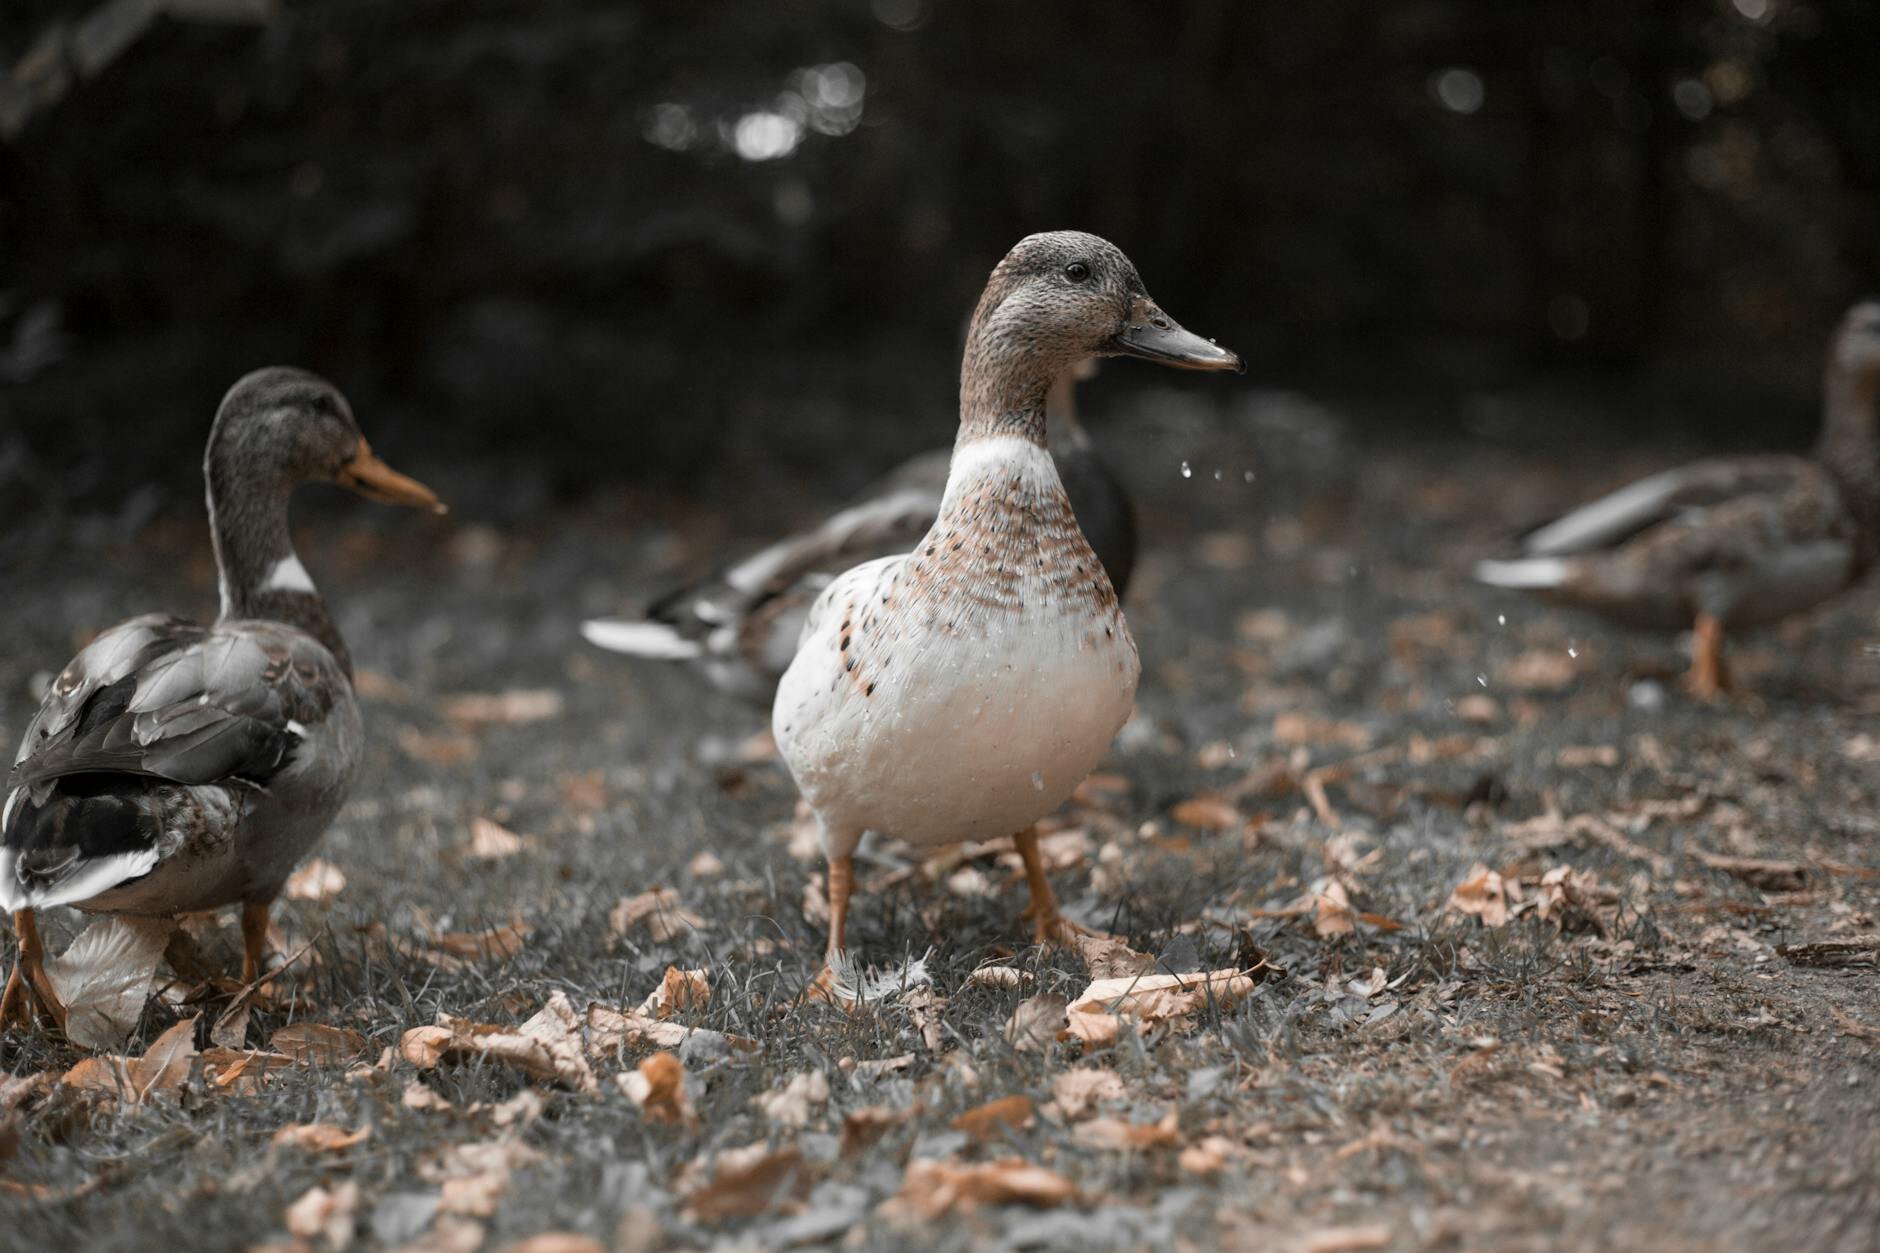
1,910,66,1029
240,897,275,986
824,855,854,965
1015,826,1095,946
1685,613,1730,700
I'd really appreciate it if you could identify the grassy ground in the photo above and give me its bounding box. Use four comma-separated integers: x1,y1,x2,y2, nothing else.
1,384,1877,1251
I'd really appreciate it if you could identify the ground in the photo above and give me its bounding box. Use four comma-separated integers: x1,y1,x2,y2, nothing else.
1,382,1877,1251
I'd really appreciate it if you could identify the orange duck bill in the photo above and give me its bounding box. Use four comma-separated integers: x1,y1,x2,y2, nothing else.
337,439,448,513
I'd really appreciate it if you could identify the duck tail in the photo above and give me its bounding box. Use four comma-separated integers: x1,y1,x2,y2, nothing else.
1473,556,1572,589
579,618,706,660
0,784,160,912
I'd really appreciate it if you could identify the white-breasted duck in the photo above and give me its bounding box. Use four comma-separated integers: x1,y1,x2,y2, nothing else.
770,231,1241,964
581,358,1136,703
1476,301,1880,697
1,367,444,1029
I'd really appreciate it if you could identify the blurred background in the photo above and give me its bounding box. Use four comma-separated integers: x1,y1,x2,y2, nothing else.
1,0,1877,539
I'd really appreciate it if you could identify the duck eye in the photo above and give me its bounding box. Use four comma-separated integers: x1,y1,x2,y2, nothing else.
1063,261,1090,283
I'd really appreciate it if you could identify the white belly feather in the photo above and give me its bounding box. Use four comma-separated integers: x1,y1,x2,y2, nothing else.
773,436,1139,859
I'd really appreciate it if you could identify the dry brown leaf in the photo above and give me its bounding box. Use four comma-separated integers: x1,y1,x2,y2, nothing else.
421,1139,543,1220
401,992,597,1092
272,1123,371,1153
61,1015,199,1102
466,816,531,861
951,1095,1034,1142
1074,1110,1180,1150
1557,744,1619,768
609,888,705,942
501,1236,605,1253
1829,1005,1880,1042
1273,712,1371,751
1170,794,1243,831
1048,1067,1126,1120
202,1048,295,1091
432,920,534,964
754,1070,830,1128
1179,1135,1240,1174
1313,878,1357,937
1067,969,1256,1031
1693,848,1807,892
1495,648,1578,692
441,1173,510,1217
1778,937,1879,968
45,915,172,1051
284,858,348,903
440,688,565,729
1003,994,1067,1052
397,726,480,767
688,850,727,877
966,964,1030,990
891,1158,1078,1219
683,1146,814,1223
1063,1009,1121,1049
1062,929,1156,979
285,1180,360,1247
1445,863,1510,927
840,1104,912,1157
636,966,711,1019
618,1052,697,1127
270,1023,370,1067
1303,1225,1393,1253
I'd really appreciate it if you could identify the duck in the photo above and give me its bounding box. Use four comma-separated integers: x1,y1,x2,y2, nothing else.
1475,300,1880,698
1,367,444,1028
580,357,1137,703
770,231,1241,964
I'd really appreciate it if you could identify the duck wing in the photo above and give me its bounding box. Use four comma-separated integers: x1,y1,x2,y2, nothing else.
3,616,347,909
1517,455,1817,557
583,457,946,700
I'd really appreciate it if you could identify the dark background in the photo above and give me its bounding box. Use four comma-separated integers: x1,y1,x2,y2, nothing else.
2,0,1877,532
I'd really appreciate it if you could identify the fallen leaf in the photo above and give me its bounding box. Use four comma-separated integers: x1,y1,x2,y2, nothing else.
951,1095,1034,1142
397,726,479,767
466,817,531,861
1170,795,1243,831
431,920,534,964
284,858,348,903
1273,713,1371,751
610,888,705,943
840,1105,911,1157
1003,994,1067,1052
754,1070,830,1128
270,1023,370,1067
1313,878,1357,937
1063,1009,1121,1049
1179,1135,1240,1174
285,1180,360,1248
501,1237,605,1253
1048,1067,1126,1120
404,1080,456,1112
44,915,172,1051
420,1139,543,1221
1495,648,1578,692
1445,863,1510,927
1694,849,1807,892
688,851,727,877
683,1146,813,1223
1066,969,1256,1031
890,1158,1077,1219
272,1123,372,1153
966,964,1030,989
401,992,597,1092
636,967,711,1019
61,1016,199,1102
617,1052,697,1127
1829,1005,1880,1042
1073,1110,1180,1150
1777,936,1879,968
1556,744,1619,768
440,688,565,729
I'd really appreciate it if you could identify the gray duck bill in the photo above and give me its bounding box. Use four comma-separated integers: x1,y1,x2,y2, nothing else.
1108,298,1243,373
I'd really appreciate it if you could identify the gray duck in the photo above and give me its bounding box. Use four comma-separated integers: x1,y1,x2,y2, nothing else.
1,367,444,1028
580,358,1137,702
1476,301,1880,697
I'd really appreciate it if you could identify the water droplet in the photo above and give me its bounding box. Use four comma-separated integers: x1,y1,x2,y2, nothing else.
1476,674,1489,688
1212,468,1223,482
1242,470,1255,483
1567,647,1579,659
1496,613,1506,626
1030,771,1045,791
1180,461,1193,479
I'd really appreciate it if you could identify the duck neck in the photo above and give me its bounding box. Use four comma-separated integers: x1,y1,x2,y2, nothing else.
205,441,353,677
1819,366,1880,537
956,322,1079,449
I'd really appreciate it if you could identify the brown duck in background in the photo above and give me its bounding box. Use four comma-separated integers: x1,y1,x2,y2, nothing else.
1476,301,1880,697
580,357,1136,703
0,368,444,1029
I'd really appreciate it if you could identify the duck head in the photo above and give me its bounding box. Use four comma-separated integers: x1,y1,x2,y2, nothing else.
961,232,1240,439
208,366,445,513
